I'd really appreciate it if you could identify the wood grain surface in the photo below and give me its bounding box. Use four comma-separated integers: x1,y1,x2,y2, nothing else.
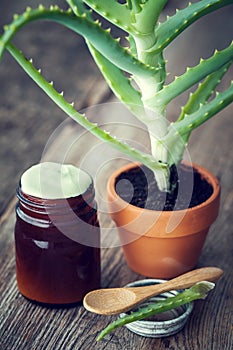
0,1,232,349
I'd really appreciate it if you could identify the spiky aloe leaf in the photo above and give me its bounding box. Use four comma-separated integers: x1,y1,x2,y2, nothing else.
87,45,146,120
164,81,233,166
167,82,233,139
97,281,215,341
151,0,233,53
65,0,92,17
145,42,233,109
126,0,142,13
126,34,138,57
6,41,165,172
175,61,232,155
131,0,168,34
67,0,145,121
178,62,232,121
0,6,158,79
82,0,167,35
81,0,133,33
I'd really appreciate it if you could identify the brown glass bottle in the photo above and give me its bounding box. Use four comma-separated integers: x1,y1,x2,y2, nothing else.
14,177,100,306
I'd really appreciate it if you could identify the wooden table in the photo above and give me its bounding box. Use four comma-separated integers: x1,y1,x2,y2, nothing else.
0,1,232,349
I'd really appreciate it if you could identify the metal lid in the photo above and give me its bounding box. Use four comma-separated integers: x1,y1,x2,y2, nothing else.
120,279,193,338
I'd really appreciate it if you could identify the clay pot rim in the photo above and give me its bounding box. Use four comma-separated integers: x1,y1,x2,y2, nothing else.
107,161,220,216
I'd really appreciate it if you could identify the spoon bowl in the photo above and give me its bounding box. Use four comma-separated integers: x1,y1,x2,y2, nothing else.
83,267,223,315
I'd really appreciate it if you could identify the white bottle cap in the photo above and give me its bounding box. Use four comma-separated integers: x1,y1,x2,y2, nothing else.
21,162,92,199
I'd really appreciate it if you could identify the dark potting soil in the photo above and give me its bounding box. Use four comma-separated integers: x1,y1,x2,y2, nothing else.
115,164,213,211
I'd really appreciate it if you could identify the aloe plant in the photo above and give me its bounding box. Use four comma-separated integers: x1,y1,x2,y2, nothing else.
0,0,232,191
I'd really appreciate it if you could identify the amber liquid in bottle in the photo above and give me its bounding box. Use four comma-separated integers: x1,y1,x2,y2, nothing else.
14,181,100,305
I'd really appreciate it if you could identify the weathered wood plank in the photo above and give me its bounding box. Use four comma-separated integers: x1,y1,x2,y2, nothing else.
0,215,232,350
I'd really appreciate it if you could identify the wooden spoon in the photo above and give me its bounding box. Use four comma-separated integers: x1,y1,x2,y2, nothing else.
83,267,223,315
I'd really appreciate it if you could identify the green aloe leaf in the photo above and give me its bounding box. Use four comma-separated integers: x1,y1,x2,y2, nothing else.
168,83,233,138
87,44,145,120
0,6,157,79
126,0,142,13
97,281,215,341
146,41,233,109
164,81,233,166
132,0,168,34
178,62,232,121
175,61,232,152
65,0,92,18
81,0,133,33
151,0,233,53
6,41,164,172
67,0,145,120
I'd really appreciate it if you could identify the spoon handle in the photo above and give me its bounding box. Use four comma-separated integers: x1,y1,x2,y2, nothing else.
129,267,223,301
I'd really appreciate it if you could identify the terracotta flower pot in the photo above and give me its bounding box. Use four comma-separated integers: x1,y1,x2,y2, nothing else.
107,162,220,279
